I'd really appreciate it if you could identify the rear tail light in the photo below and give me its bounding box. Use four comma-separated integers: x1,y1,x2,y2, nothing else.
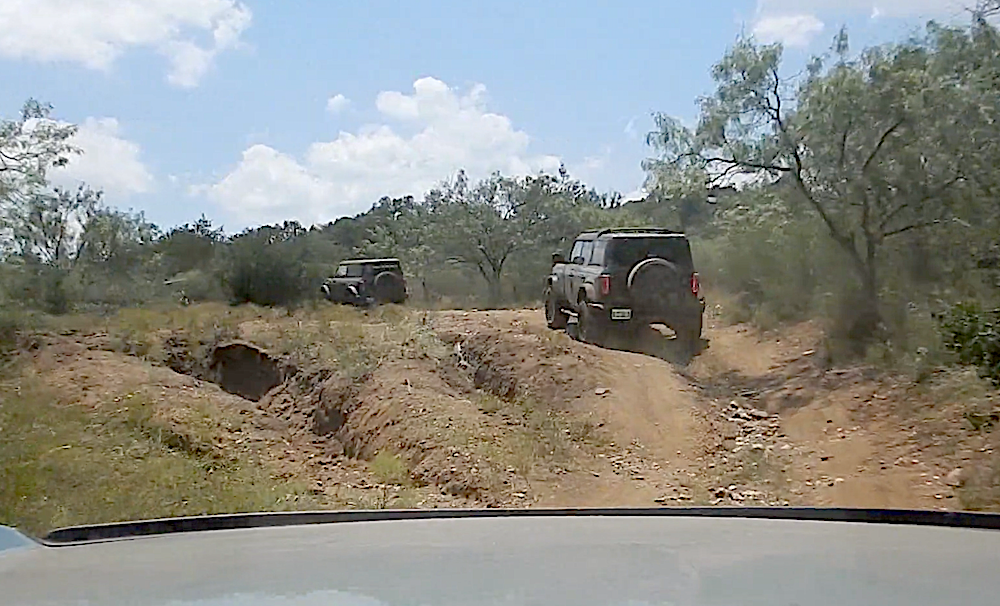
690,272,701,296
598,274,611,296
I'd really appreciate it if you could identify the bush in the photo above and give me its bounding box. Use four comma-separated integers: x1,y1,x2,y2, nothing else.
0,312,22,361
5,264,74,314
939,302,1000,385
693,193,856,329
166,269,227,303
221,234,309,307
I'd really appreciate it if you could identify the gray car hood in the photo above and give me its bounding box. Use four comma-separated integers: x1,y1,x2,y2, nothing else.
3,514,1000,605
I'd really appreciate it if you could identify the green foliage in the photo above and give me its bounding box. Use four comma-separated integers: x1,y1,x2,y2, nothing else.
420,167,625,304
694,191,850,325
0,376,315,536
157,215,224,277
0,99,79,206
645,22,1000,345
939,302,1000,384
370,451,411,486
221,221,310,307
0,309,34,365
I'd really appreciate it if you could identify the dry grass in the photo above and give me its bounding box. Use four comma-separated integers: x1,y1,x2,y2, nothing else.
68,302,451,382
0,372,318,537
6,301,604,522
369,451,412,486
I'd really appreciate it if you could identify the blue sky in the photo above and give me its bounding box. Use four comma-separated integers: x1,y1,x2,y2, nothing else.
0,0,970,231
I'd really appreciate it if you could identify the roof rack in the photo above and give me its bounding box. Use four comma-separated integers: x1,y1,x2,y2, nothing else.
594,227,683,237
339,258,401,264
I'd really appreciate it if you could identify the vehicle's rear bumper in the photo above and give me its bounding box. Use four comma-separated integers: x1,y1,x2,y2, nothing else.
588,297,704,327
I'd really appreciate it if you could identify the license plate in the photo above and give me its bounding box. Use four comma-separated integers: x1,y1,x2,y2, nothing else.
610,308,632,321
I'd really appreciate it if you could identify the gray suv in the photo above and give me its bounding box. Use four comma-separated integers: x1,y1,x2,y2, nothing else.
321,258,408,306
545,228,705,351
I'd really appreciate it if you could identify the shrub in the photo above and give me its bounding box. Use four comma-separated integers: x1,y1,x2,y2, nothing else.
939,302,1000,385
0,312,22,361
693,193,856,329
221,235,308,307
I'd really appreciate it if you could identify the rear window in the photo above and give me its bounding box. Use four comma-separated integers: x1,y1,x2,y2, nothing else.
335,264,364,277
608,237,693,269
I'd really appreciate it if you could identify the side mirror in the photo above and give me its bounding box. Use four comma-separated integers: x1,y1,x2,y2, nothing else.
552,252,566,265
571,256,586,265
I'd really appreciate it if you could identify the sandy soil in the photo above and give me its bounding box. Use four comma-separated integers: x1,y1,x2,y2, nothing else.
23,305,983,512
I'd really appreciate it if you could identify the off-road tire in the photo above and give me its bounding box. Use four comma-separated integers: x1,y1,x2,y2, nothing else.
544,288,568,329
675,314,703,356
373,271,406,304
579,301,607,346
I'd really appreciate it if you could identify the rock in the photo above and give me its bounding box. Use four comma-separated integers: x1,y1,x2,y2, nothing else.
945,468,965,487
595,387,610,396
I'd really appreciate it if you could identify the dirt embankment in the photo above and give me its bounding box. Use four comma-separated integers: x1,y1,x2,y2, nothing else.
433,308,994,510
19,302,999,517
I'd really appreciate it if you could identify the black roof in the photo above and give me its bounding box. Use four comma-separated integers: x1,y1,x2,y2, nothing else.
577,227,688,239
338,258,401,265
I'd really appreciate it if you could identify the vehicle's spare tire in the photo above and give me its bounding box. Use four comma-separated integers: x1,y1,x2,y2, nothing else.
373,271,406,304
627,258,684,313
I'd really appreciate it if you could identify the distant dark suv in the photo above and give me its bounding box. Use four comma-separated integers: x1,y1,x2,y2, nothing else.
545,228,705,351
321,258,408,306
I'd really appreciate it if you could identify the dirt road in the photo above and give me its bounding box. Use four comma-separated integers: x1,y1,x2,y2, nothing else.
432,308,960,510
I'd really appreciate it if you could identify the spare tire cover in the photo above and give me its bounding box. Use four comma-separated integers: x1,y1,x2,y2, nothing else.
627,258,683,311
373,271,405,303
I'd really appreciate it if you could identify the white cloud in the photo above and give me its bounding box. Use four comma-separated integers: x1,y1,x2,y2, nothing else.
751,0,968,48
757,0,963,18
204,77,562,226
326,94,351,115
51,118,154,198
753,14,826,47
622,188,648,203
0,0,252,88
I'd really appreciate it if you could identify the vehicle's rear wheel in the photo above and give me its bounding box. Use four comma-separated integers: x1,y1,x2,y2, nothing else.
676,315,703,356
373,272,406,304
579,300,606,346
544,288,568,329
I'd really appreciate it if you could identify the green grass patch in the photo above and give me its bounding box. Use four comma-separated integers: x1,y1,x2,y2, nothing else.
369,451,412,486
0,374,317,538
